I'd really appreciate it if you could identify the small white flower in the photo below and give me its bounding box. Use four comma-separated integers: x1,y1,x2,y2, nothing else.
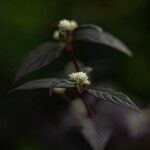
58,19,78,31
53,30,59,40
69,71,90,85
58,19,71,31
69,20,78,31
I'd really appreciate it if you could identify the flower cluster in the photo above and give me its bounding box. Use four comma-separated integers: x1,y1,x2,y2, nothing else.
53,19,78,41
69,71,90,86
58,19,78,31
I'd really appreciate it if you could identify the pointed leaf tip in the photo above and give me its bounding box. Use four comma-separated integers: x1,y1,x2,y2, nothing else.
87,87,140,111
73,24,133,57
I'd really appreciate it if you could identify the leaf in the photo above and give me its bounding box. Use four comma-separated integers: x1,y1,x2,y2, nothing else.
48,79,75,95
80,67,93,74
14,42,65,83
73,24,133,56
80,118,113,150
69,98,113,150
87,87,140,111
11,78,75,93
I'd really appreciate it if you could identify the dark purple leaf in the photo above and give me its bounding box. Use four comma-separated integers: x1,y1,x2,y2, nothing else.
11,78,75,93
48,79,75,95
73,24,133,56
80,67,93,74
87,87,140,111
14,42,65,83
80,118,113,150
69,98,113,150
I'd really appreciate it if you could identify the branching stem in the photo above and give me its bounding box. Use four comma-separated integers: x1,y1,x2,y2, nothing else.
81,94,96,121
66,43,96,121
67,44,80,71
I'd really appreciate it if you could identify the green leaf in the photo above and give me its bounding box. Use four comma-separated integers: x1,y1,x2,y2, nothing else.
14,42,65,83
73,24,133,57
11,78,75,93
87,87,140,111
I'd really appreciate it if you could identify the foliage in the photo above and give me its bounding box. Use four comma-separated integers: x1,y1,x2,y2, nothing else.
12,19,141,150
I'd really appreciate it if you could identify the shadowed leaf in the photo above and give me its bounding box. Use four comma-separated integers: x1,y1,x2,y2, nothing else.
11,78,75,93
48,79,75,95
73,24,133,56
80,67,93,74
69,98,113,150
80,118,113,150
87,87,140,111
14,42,65,83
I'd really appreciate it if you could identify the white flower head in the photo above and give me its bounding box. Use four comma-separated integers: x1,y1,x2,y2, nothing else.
58,19,78,31
69,71,90,85
69,20,78,31
53,30,59,40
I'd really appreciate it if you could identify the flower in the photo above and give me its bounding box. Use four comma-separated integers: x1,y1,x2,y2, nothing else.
69,71,90,85
58,19,78,31
53,30,59,40
69,20,78,31
53,19,78,41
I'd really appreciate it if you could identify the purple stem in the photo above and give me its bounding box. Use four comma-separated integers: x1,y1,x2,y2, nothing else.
66,43,96,120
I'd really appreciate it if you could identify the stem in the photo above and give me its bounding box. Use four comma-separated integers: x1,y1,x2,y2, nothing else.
66,43,80,72
66,43,96,121
81,94,96,121
71,53,80,72
61,93,71,104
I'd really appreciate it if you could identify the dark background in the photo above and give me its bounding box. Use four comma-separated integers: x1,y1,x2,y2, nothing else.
0,0,149,149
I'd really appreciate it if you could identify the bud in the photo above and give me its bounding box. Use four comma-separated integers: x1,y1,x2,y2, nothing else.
53,88,66,94
53,30,59,40
69,20,78,31
53,19,78,41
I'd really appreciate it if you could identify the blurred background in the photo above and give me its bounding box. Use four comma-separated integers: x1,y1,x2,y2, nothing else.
0,0,150,149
